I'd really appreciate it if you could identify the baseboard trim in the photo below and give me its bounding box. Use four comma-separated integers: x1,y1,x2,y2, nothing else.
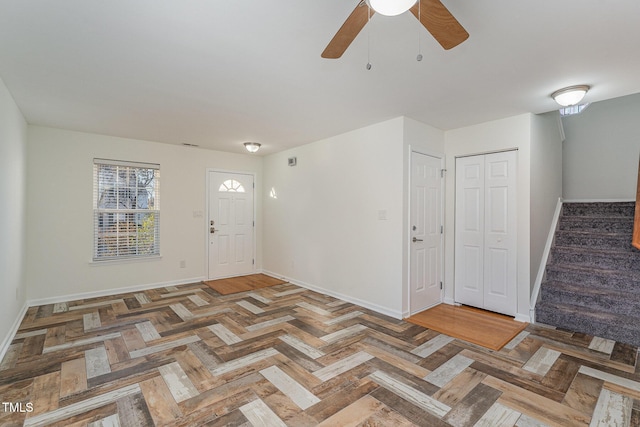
0,302,29,364
443,297,456,306
262,270,403,320
27,277,206,308
530,197,563,312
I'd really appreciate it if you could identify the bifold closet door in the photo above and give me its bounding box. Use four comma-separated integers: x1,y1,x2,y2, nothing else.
454,151,517,316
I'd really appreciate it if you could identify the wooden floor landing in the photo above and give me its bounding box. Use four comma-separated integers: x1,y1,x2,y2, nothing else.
1,281,639,426
406,304,528,351
202,273,287,295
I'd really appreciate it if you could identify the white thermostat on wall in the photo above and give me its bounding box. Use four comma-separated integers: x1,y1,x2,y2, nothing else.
288,157,297,166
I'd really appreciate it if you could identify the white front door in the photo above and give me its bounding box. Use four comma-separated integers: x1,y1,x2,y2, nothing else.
409,152,442,314
208,171,255,279
454,151,517,316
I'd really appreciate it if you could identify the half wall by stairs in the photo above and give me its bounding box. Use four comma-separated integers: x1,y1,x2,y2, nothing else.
535,202,640,347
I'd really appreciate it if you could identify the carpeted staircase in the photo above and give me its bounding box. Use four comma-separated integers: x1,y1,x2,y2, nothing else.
535,202,640,347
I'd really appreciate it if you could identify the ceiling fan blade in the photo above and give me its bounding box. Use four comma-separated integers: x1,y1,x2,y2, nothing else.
410,0,468,50
322,2,372,59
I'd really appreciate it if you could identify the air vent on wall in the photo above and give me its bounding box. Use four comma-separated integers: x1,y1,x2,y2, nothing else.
288,157,297,166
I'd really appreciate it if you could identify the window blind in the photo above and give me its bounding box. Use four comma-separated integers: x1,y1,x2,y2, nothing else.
93,159,160,261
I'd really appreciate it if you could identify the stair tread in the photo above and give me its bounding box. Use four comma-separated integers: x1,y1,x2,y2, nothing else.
541,280,640,298
536,300,640,325
556,229,633,237
562,215,633,220
535,301,640,347
548,261,640,277
553,244,640,256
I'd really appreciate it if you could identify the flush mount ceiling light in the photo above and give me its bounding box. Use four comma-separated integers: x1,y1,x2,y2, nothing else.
243,142,261,153
551,85,590,107
367,0,417,16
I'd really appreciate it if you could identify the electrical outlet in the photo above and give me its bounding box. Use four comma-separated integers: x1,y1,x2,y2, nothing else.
180,260,186,268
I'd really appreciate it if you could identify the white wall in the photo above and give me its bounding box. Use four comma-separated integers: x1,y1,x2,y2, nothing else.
0,77,28,353
530,112,563,290
444,114,532,321
402,118,445,315
262,118,405,317
26,126,262,301
563,93,640,200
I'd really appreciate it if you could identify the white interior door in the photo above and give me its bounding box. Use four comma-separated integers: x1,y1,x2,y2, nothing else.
483,151,517,314
454,151,517,316
454,155,485,308
208,171,255,279
410,152,442,314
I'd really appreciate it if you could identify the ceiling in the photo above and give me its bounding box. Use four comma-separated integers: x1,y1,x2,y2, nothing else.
1,1,640,155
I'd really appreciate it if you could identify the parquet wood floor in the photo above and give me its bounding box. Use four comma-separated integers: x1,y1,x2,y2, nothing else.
1,281,639,426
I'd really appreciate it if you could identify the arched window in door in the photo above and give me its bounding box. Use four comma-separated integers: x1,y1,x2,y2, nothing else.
218,179,245,193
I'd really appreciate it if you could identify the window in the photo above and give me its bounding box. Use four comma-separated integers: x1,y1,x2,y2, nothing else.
559,103,590,117
218,179,245,193
93,159,160,261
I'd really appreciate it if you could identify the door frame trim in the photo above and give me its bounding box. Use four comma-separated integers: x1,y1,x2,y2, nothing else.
205,168,257,280
407,148,445,317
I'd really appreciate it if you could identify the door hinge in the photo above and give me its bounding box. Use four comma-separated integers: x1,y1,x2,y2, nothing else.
440,282,443,290
252,259,255,265
440,225,443,234
440,169,446,178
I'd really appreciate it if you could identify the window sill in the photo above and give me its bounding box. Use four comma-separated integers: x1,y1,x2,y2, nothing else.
89,255,162,266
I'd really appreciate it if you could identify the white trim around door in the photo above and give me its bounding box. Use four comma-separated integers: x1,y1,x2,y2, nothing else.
408,150,444,316
206,169,257,280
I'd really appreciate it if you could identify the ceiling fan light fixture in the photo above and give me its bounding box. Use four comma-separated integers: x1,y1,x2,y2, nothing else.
551,85,590,107
243,142,261,153
366,0,418,16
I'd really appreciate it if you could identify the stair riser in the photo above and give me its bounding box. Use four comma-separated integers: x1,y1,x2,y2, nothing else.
554,233,635,251
559,219,634,233
551,249,640,271
563,202,636,217
535,306,640,347
540,287,640,317
545,267,640,293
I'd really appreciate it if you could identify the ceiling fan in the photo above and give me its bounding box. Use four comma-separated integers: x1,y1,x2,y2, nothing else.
321,0,469,59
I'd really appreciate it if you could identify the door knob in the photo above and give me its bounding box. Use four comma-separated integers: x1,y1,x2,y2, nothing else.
412,237,423,242
210,227,217,234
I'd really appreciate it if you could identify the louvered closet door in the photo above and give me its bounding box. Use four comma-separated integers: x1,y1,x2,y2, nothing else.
454,151,517,316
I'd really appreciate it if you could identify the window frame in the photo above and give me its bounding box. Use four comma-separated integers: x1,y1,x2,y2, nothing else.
92,159,161,262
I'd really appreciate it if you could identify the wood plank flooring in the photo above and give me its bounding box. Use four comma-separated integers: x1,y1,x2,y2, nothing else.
406,304,529,351
202,274,287,295
1,281,639,426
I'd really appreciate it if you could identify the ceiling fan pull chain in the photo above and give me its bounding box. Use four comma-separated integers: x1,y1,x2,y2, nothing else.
366,4,372,70
416,0,423,61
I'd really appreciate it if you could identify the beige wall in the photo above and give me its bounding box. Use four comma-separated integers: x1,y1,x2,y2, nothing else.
563,93,640,200
0,76,28,353
262,117,406,317
25,126,263,301
444,114,533,321
530,112,563,292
